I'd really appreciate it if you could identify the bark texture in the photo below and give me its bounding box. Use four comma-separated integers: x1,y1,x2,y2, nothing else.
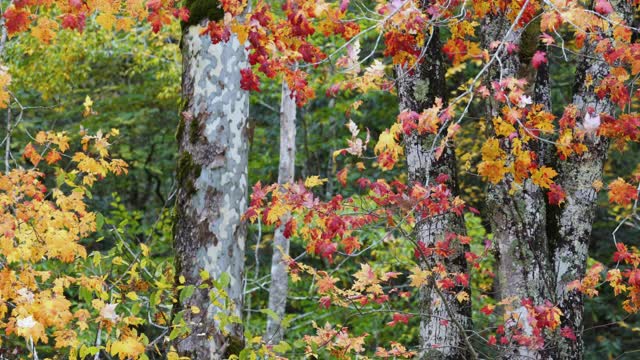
265,79,297,345
481,12,552,360
173,21,249,358
397,22,471,359
548,2,632,358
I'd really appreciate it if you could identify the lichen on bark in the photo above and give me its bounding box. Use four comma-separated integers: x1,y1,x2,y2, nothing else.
172,20,249,359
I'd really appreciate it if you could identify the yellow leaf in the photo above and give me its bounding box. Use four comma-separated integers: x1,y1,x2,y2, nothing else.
140,243,149,257
231,22,249,44
96,13,116,30
531,166,558,189
480,138,504,161
125,292,138,301
30,18,59,44
456,291,470,303
0,67,11,109
304,176,328,188
409,266,431,288
191,305,200,314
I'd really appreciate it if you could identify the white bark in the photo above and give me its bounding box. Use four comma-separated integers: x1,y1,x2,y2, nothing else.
265,79,297,344
481,12,552,360
549,2,632,358
397,20,472,358
173,24,249,359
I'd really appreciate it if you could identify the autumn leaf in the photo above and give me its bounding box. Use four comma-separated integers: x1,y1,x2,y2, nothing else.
4,6,30,35
409,266,431,288
304,176,328,188
240,68,261,92
531,166,557,189
532,51,548,69
608,178,638,205
547,184,566,206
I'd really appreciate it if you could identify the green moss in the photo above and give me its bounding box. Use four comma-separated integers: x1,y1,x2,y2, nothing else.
224,335,244,358
182,0,224,28
177,151,202,196
176,117,186,141
519,16,541,63
189,117,200,144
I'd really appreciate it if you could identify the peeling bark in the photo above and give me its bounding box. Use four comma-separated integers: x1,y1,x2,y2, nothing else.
265,79,297,345
173,22,249,358
397,21,471,358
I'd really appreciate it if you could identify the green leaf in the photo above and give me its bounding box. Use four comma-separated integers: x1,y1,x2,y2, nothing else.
259,308,280,322
272,341,291,353
95,212,104,231
217,272,230,289
179,285,195,304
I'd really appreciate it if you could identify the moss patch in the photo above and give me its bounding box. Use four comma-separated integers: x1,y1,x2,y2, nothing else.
182,0,224,28
177,151,202,196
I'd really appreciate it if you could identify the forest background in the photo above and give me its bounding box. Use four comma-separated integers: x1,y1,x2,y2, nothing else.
1,0,640,359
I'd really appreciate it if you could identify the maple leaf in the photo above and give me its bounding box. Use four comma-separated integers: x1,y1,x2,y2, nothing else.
240,68,260,92
409,266,431,288
316,272,337,294
594,0,613,15
4,6,30,35
480,304,495,315
547,184,566,205
374,124,403,171
532,51,548,70
608,178,638,205
337,167,348,187
45,150,62,165
387,312,411,327
31,17,58,44
531,166,558,189
478,160,508,184
61,13,87,32
540,33,555,45
109,334,145,360
560,326,577,341
304,175,328,188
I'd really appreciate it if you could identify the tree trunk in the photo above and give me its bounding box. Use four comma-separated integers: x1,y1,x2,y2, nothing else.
173,17,249,358
481,12,553,360
265,79,297,345
397,23,471,359
548,2,632,358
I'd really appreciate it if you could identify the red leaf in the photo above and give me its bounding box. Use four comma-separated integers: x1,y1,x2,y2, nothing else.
387,312,411,327
283,218,296,239
172,7,190,22
488,335,497,346
337,167,348,187
595,0,613,15
319,296,331,309
203,21,231,44
4,6,30,35
480,305,495,315
240,68,261,92
560,326,577,341
532,51,548,69
547,184,567,206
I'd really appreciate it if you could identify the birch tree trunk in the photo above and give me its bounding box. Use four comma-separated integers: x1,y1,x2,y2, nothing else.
397,22,471,359
548,2,632,358
265,79,296,345
173,8,249,358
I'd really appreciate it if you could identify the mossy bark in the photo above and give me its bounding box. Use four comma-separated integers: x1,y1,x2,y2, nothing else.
172,15,249,358
397,12,472,358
